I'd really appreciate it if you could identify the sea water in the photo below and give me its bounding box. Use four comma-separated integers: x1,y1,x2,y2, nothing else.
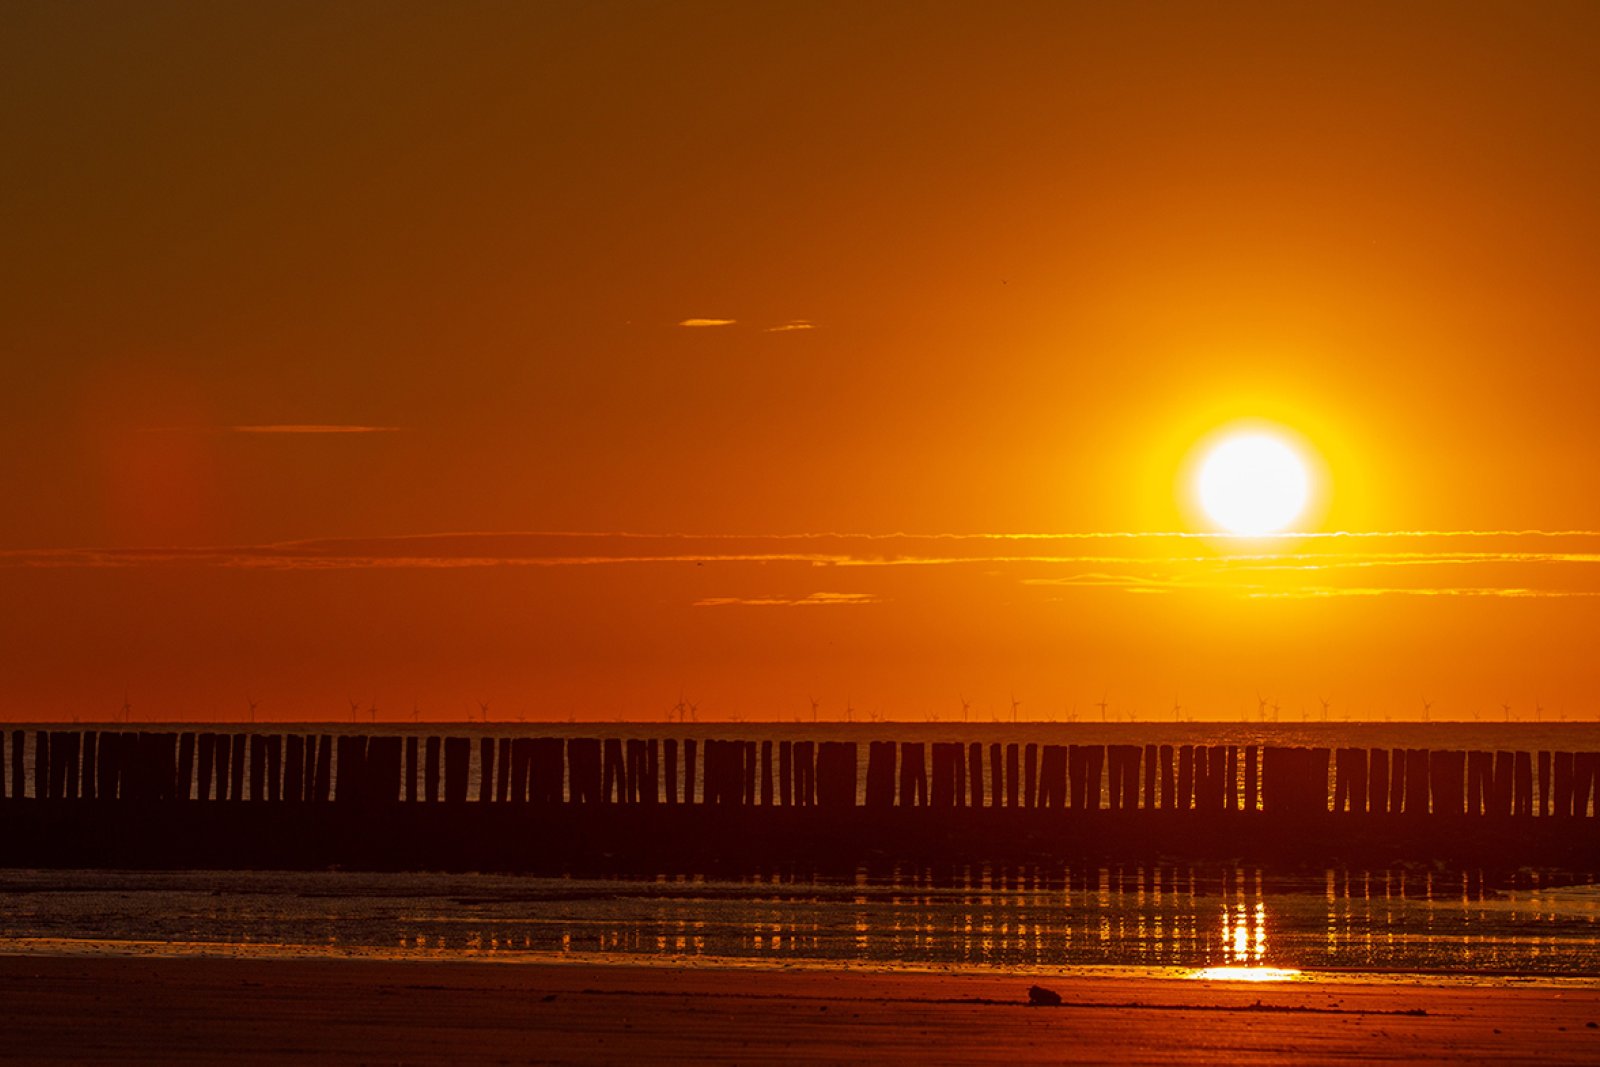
2,723,1598,980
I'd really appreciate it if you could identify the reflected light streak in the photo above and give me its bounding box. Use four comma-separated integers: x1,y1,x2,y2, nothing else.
1189,966,1303,982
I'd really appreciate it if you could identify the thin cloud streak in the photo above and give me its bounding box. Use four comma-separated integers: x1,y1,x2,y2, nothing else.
677,318,736,327
144,424,401,434
694,592,880,607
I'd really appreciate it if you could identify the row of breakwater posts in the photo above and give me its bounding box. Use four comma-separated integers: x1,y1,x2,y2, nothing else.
1,729,1597,871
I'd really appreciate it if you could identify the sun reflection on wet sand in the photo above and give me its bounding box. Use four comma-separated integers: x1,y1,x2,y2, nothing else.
1189,966,1303,982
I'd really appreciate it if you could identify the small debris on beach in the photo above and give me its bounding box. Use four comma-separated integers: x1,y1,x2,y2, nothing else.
1028,985,1063,1007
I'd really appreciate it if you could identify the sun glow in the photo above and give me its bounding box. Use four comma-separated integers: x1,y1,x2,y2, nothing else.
1196,431,1312,536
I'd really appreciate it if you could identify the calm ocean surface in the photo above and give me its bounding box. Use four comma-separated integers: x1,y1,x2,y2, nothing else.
3,723,1599,981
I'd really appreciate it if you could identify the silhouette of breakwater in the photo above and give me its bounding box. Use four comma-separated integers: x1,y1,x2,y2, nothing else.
1,729,1596,870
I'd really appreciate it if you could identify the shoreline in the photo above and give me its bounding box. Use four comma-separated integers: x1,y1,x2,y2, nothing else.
4,953,1600,1064
3,937,1599,989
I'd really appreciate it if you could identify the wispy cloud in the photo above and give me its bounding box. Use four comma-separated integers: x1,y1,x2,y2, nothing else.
763,320,816,332
694,592,880,607
145,425,400,435
6,531,1600,603
677,318,737,327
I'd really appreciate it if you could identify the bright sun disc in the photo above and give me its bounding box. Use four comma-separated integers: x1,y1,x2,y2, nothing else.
1196,432,1310,536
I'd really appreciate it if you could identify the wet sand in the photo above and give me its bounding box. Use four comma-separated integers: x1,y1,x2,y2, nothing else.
2,955,1598,1064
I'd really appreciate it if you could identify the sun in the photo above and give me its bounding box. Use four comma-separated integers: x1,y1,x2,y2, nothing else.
1195,431,1311,536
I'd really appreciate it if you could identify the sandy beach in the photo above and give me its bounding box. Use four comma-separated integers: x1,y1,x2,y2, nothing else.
1,955,1597,1065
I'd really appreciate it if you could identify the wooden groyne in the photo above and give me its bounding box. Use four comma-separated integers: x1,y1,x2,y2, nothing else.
1,730,1596,871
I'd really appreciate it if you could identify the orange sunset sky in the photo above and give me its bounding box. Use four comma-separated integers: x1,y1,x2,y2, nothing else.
4,2,1600,723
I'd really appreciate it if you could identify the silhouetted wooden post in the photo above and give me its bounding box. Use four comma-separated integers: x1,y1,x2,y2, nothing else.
1177,745,1194,813
1429,751,1465,817
743,741,757,805
900,742,927,806
334,736,362,802
1161,745,1177,811
1491,750,1514,816
865,741,895,808
265,735,282,802
509,739,532,802
988,744,1002,807
1403,749,1429,814
683,739,697,804
403,737,418,803
816,741,857,807
313,735,333,802
1260,747,1282,814
158,733,180,801
443,737,470,803
928,743,952,807
757,741,773,806
175,733,196,802
1223,746,1238,812
954,743,966,806
531,738,563,803
65,731,82,799
1366,748,1387,814
601,739,624,803
1333,749,1353,813
1116,745,1139,810
1241,745,1258,813
1466,751,1492,816
1386,748,1404,815
1038,745,1067,808
209,734,228,801
1085,746,1105,812
969,742,984,808
715,741,733,805
639,738,659,806
304,735,317,801
1573,754,1598,818
1574,755,1600,825
664,738,679,804
366,737,402,803
34,731,49,799
1194,745,1211,812
1553,751,1575,816
496,740,512,802
423,736,442,802
229,734,246,802
10,730,23,799
930,743,955,807
1206,746,1226,812
1537,752,1552,816
1105,745,1124,812
794,741,815,806
478,738,495,803
284,735,304,802
1023,743,1038,808
776,740,791,806
998,743,1015,807
196,734,215,801
247,735,266,801
81,731,97,800
1143,744,1158,810
624,739,646,803
1336,748,1368,814
700,740,724,805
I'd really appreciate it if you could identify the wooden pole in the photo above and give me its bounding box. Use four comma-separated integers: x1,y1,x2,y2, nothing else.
865,741,895,808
